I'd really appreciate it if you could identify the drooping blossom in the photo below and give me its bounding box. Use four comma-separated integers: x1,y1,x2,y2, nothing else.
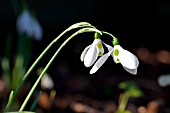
90,43,139,75
80,39,104,67
41,74,54,90
16,9,43,41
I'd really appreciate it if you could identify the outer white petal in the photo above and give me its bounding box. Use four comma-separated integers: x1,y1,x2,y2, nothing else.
80,45,91,62
102,41,113,51
90,50,113,74
84,45,98,67
119,50,139,69
115,45,139,69
123,66,137,75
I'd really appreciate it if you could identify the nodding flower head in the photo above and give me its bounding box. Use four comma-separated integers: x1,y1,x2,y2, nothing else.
90,43,139,75
80,33,104,67
16,9,43,41
113,45,139,74
41,73,54,90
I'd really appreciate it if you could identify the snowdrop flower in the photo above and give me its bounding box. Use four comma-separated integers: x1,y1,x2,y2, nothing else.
27,17,43,41
90,42,139,75
16,10,32,34
80,33,104,67
41,73,54,90
16,9,43,41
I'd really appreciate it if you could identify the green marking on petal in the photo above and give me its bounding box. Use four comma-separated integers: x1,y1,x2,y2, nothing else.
98,51,102,56
97,43,103,49
114,49,119,56
115,58,120,63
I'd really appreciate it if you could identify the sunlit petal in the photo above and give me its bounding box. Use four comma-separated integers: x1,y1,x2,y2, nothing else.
123,66,138,75
119,50,139,69
90,50,113,74
84,45,98,67
80,45,91,62
114,45,139,69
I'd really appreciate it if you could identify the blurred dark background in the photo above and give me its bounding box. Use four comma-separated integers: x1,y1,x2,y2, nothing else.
1,0,170,49
1,0,170,113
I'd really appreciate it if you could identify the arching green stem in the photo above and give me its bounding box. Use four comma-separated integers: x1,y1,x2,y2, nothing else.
5,91,14,111
102,31,119,45
19,27,102,111
5,22,94,112
102,31,116,39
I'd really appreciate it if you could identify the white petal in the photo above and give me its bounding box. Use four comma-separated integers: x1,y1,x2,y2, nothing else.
84,45,98,67
114,45,139,69
102,41,113,51
90,50,113,74
93,39,102,44
41,74,54,89
123,66,137,75
119,50,139,69
80,45,91,62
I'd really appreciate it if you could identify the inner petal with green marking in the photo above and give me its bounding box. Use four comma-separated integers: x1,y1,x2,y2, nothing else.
114,49,120,63
114,49,119,56
97,43,103,49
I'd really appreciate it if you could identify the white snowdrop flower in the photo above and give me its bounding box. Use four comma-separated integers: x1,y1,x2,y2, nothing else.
41,74,54,89
16,9,32,34
27,17,43,41
80,39,104,67
16,9,43,41
90,44,139,75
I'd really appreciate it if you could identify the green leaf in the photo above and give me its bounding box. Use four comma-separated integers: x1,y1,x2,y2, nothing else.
1,57,11,89
127,87,143,97
118,81,143,98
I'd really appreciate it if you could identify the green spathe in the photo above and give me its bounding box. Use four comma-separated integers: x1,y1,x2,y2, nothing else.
94,32,100,39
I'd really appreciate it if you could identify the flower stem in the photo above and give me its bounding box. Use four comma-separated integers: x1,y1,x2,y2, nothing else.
102,31,119,45
5,22,94,112
19,27,101,111
118,93,129,111
5,91,14,111
102,31,116,39
13,28,67,96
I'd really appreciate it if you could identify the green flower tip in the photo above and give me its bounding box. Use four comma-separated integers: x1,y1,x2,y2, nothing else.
112,38,119,45
94,32,100,39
